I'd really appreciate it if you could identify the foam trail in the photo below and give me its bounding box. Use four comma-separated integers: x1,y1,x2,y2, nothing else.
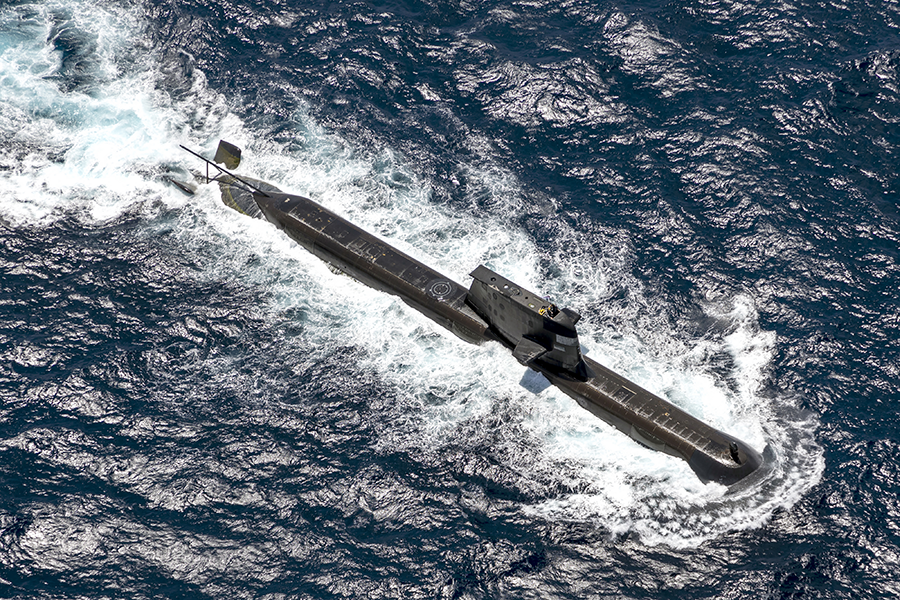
0,0,245,225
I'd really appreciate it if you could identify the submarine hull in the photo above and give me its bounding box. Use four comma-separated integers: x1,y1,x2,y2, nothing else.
251,190,761,485
188,149,763,485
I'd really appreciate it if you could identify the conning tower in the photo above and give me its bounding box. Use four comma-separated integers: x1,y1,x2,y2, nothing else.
466,266,594,381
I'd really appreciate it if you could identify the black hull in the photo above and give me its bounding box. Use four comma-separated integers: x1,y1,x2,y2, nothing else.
201,167,763,485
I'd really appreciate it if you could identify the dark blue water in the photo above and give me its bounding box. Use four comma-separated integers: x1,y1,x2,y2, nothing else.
1,0,898,597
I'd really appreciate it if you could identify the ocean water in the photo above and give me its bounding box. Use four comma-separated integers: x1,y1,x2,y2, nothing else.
0,0,897,597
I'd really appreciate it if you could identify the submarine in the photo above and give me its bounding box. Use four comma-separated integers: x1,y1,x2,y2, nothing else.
174,140,763,486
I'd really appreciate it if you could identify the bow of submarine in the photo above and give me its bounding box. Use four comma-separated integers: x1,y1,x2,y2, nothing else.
540,361,763,486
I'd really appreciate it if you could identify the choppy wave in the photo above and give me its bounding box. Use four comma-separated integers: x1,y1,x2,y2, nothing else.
5,0,898,596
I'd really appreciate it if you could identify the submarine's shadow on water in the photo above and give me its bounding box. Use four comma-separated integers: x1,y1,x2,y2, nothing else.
519,368,552,394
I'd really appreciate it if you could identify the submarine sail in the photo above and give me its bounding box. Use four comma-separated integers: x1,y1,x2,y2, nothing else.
467,265,595,381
